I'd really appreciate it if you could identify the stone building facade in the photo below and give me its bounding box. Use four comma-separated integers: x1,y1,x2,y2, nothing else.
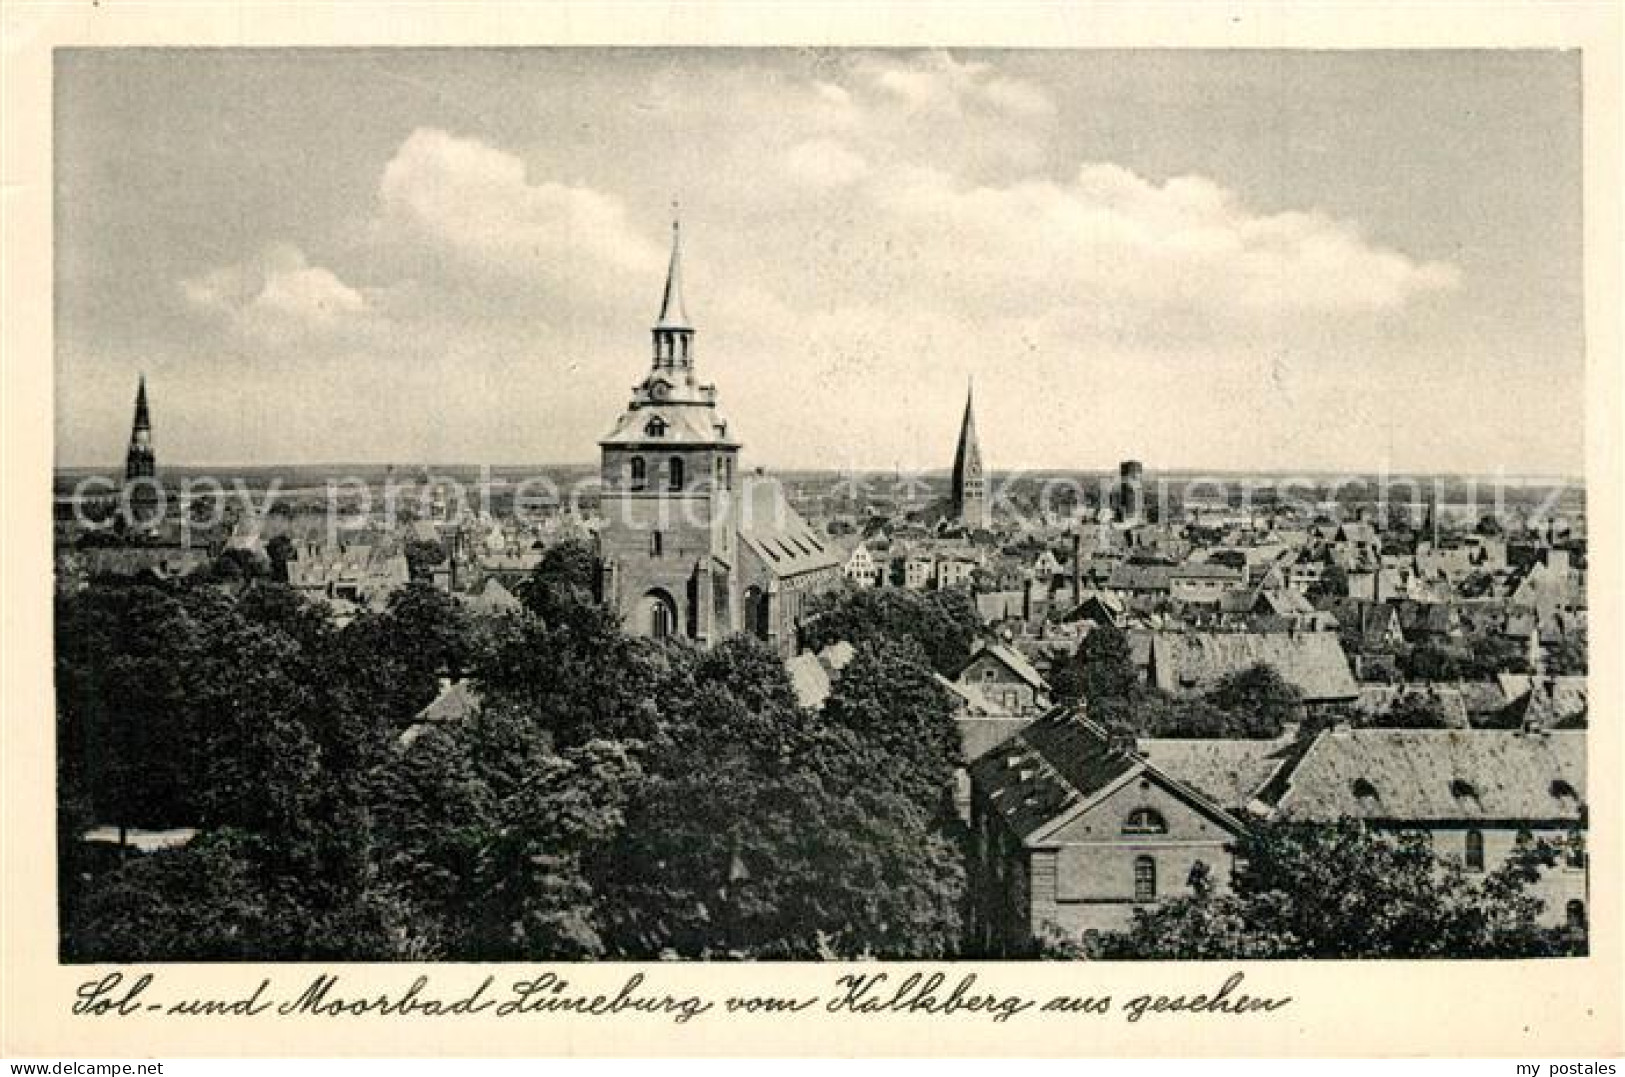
596,219,839,656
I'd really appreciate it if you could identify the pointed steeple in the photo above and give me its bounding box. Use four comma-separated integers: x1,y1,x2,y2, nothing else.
651,211,695,373
655,214,689,330
950,378,989,530
132,374,151,434
953,379,981,471
124,374,156,482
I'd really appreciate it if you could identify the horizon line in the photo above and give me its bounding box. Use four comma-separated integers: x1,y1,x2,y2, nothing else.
52,460,1588,484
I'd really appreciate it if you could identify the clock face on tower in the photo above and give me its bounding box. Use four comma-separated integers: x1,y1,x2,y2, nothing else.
649,379,671,402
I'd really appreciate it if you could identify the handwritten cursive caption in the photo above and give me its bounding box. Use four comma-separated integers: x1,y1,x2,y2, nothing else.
72,970,1291,1025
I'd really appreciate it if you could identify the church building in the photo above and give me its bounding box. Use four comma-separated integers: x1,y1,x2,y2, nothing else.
124,375,156,486
950,381,991,532
595,218,840,657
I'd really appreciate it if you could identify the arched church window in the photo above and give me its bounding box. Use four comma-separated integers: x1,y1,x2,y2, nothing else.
1464,829,1485,872
669,457,684,491
629,457,646,490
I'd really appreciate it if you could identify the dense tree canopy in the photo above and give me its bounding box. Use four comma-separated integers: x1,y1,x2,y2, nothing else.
58,569,968,961
799,586,979,676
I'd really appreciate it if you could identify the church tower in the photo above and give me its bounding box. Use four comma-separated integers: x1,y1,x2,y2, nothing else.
597,217,741,641
950,380,991,531
124,375,156,483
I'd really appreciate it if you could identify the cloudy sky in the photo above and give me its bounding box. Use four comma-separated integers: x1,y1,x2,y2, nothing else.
55,49,1582,474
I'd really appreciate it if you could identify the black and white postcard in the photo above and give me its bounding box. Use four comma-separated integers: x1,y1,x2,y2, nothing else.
3,1,1621,1060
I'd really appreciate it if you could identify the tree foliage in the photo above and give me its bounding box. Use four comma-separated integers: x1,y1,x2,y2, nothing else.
1093,820,1581,959
60,570,968,961
799,586,979,676
1076,626,1139,706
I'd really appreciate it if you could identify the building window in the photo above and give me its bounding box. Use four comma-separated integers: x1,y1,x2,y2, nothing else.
645,417,667,437
1464,829,1485,872
1133,856,1157,902
629,457,646,490
642,591,677,640
668,456,684,491
1123,809,1168,836
650,531,663,557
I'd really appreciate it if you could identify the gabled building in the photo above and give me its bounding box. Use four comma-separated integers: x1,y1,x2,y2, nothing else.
1259,728,1587,926
957,640,1051,718
968,709,1249,951
841,541,882,587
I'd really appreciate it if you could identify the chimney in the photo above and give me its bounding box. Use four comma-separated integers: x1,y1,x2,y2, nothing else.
1071,530,1084,604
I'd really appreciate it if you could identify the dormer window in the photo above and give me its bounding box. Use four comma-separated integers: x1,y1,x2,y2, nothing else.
645,416,668,438
1352,778,1380,802
1551,779,1578,801
1450,778,1479,803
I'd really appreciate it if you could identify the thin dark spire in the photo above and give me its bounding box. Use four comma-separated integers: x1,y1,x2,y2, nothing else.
132,373,151,432
655,210,689,329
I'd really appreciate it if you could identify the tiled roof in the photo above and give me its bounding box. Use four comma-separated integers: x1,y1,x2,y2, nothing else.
967,709,1138,843
1136,735,1300,812
1353,684,1471,728
1107,564,1173,592
415,679,483,724
462,577,523,614
1267,729,1585,823
964,640,1049,692
734,475,842,579
1496,675,1588,727
1149,630,1358,701
976,590,1026,623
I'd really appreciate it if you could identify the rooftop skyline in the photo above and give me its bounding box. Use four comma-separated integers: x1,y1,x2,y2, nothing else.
56,49,1583,475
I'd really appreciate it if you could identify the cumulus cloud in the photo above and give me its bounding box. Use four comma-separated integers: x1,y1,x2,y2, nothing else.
830,161,1461,329
161,53,1474,470
863,50,1054,119
182,243,368,341
375,127,663,293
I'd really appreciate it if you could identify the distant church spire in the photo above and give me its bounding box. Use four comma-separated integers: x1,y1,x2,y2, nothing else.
124,374,155,482
950,378,990,531
651,211,695,375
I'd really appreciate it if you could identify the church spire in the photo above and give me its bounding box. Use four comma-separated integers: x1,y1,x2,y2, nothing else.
133,375,151,433
125,374,155,482
655,213,689,329
651,211,694,372
950,378,990,531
